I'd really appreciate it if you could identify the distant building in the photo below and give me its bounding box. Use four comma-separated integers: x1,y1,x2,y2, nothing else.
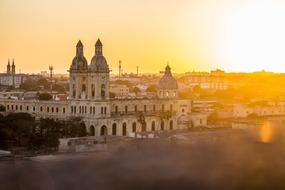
110,84,129,98
0,59,27,88
184,69,228,90
233,101,285,118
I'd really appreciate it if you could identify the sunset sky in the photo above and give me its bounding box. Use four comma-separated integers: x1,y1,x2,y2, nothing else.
1,0,285,74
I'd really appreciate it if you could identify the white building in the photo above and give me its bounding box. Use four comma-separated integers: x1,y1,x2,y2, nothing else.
233,102,285,118
1,39,207,137
0,60,27,88
110,84,129,98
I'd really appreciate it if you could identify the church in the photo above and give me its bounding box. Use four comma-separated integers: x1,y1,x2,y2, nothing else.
2,39,206,137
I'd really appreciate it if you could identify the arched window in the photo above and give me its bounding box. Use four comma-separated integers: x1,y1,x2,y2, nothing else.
161,121,164,131
151,121,155,131
112,123,117,135
91,84,95,98
142,123,146,132
132,122,136,132
20,105,22,111
89,125,95,136
100,125,107,136
170,120,173,130
122,123,127,136
125,105,128,113
93,107,96,115
101,107,103,114
115,106,118,113
82,84,86,92
104,107,107,114
101,84,106,98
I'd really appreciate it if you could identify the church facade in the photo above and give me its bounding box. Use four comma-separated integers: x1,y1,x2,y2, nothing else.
2,39,205,137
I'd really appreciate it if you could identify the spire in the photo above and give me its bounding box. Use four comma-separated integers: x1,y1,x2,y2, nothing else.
76,40,84,57
165,64,171,75
7,59,11,74
76,40,83,47
95,38,103,55
95,38,103,47
12,59,15,74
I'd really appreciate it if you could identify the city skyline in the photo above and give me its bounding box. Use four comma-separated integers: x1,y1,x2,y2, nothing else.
1,0,285,74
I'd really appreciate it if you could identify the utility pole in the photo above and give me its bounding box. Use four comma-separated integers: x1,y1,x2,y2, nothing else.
119,60,122,79
136,66,139,76
49,65,53,94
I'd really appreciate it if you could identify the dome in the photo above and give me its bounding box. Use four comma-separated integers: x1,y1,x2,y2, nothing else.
89,39,109,72
89,55,109,72
70,40,88,72
158,65,178,89
70,56,88,71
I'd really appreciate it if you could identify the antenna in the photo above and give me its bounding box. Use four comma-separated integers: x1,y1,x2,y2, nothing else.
49,65,54,94
136,66,139,76
119,60,122,79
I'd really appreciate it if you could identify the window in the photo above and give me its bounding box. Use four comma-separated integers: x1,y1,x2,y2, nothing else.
115,106,118,113
56,107,59,113
101,84,106,98
101,107,104,114
170,120,173,130
122,123,127,136
82,84,86,92
93,107,95,115
20,105,22,111
151,121,155,131
15,105,18,110
47,107,49,112
132,122,136,132
91,84,95,98
104,107,107,114
63,108,65,113
125,106,128,113
112,123,117,135
170,104,173,112
33,106,36,112
134,105,137,112
161,121,164,130
26,106,29,111
144,105,147,112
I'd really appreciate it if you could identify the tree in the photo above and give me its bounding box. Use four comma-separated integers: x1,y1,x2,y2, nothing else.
146,85,157,92
64,117,86,137
0,104,6,112
53,83,66,93
38,93,52,100
207,112,219,124
136,112,146,131
19,78,37,91
133,87,140,95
